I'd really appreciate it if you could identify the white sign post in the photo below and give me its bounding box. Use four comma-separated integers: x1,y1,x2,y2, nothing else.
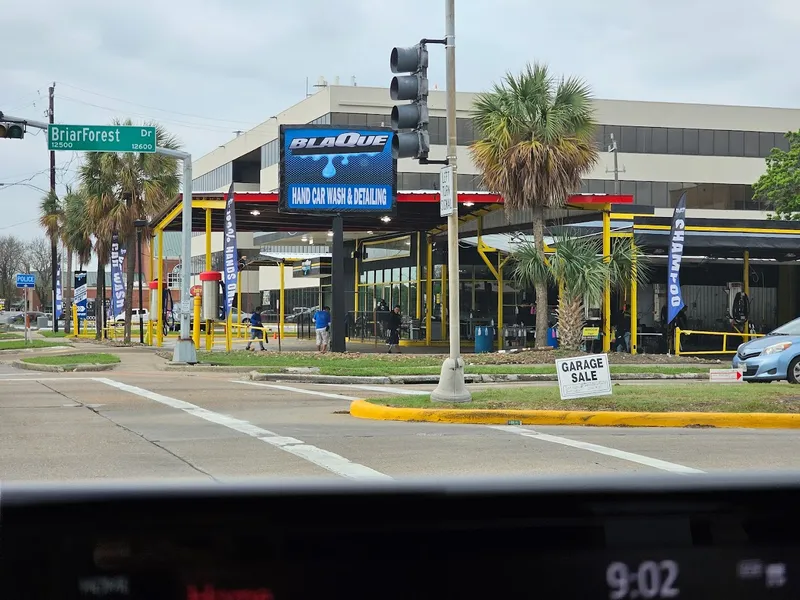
439,165,454,217
555,353,613,400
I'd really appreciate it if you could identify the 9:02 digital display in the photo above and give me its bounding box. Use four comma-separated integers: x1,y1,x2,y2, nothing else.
606,560,680,599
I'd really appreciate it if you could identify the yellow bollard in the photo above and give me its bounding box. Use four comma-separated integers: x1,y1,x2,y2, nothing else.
72,304,78,338
192,294,201,349
205,321,213,351
226,313,232,352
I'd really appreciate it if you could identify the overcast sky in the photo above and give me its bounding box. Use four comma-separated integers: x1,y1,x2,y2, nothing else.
2,0,798,249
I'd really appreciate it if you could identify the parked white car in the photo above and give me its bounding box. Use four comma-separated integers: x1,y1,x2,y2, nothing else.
114,308,149,324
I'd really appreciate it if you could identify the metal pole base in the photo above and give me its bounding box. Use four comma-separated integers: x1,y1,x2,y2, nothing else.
430,357,472,403
172,338,198,364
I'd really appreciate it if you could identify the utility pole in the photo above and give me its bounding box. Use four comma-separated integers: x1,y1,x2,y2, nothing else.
607,133,625,194
430,0,471,403
49,83,59,332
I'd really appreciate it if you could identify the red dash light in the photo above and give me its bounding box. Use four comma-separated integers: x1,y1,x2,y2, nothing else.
186,584,274,600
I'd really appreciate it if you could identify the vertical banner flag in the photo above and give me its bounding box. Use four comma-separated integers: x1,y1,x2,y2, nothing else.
667,192,688,324
74,271,87,322
223,182,238,319
110,231,125,319
55,257,63,320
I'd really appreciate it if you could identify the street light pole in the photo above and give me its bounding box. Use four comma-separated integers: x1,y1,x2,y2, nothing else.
134,219,147,344
430,0,471,403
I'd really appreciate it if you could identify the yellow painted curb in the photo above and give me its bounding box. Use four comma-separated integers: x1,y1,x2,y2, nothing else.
349,399,800,429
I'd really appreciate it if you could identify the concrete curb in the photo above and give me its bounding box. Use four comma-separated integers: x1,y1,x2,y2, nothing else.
349,399,800,429
162,364,323,374
0,344,73,353
245,371,709,384
12,359,117,373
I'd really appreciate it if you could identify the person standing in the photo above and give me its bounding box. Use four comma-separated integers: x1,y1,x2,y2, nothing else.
387,305,402,354
245,310,267,351
314,306,331,353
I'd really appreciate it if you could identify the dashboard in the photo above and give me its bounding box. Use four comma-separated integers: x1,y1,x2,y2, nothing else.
2,472,800,599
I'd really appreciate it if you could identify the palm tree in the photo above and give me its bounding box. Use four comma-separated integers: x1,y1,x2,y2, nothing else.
61,186,93,333
512,233,649,351
470,63,599,348
80,119,180,342
38,189,61,321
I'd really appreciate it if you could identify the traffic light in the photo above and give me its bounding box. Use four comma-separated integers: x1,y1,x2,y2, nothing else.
390,43,430,161
0,122,24,139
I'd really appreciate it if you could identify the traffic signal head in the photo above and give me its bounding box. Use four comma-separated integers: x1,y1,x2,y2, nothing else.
389,43,430,161
0,122,24,139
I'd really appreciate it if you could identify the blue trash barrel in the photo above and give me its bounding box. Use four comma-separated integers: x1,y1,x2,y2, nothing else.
546,327,558,348
474,326,494,353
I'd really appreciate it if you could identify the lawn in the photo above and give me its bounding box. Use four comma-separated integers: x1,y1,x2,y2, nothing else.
193,351,708,377
0,339,71,350
38,331,69,338
22,353,121,366
0,333,22,340
364,384,800,413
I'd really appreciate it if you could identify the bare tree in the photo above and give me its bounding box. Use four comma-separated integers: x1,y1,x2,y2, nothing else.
0,235,27,307
26,236,52,311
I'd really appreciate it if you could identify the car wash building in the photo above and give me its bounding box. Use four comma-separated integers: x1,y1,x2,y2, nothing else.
152,83,800,354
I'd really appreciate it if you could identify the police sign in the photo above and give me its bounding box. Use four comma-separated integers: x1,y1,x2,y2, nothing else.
555,353,613,400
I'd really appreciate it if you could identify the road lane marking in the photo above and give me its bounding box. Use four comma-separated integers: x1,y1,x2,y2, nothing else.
0,377,97,381
93,377,391,481
489,425,704,475
344,385,431,396
232,380,360,400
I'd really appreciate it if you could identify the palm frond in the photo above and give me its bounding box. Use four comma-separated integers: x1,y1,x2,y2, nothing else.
510,238,552,289
469,62,599,215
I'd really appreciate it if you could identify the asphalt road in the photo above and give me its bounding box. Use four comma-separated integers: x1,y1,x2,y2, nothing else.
1,364,799,482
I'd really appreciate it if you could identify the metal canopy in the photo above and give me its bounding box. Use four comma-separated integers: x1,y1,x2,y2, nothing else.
149,191,503,233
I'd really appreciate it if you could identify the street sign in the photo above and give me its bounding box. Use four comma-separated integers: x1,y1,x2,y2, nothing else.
15,273,35,288
439,165,454,217
555,353,613,400
709,368,744,383
48,124,157,153
190,285,202,297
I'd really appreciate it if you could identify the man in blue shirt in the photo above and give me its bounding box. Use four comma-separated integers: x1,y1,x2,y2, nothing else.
313,306,331,353
245,309,267,351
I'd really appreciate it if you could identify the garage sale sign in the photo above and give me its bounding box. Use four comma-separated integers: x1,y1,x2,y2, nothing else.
555,354,613,400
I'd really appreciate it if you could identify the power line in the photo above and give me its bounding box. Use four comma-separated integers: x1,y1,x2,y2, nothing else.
57,94,241,133
56,81,256,127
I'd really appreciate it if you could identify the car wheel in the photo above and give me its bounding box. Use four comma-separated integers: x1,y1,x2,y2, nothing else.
788,356,800,384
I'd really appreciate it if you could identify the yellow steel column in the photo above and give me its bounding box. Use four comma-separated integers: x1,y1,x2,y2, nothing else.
631,250,638,355
225,312,232,352
425,239,433,346
279,260,285,339
743,250,750,337
441,254,447,340
192,294,201,348
602,206,612,352
354,239,360,333
236,276,243,338
415,233,422,320
205,209,212,271
156,229,164,348
497,256,504,336
148,234,155,345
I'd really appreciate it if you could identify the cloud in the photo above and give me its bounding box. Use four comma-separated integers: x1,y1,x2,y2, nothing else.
1,0,796,247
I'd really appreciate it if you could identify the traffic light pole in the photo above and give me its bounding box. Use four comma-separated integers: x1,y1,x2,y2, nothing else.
49,84,59,333
430,0,471,403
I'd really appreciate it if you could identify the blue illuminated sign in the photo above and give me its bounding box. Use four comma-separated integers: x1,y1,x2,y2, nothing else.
279,125,397,213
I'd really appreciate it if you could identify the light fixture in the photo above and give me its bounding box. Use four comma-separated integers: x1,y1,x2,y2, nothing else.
308,238,314,245
367,230,374,235
301,235,308,241
327,231,333,237
464,202,474,207
250,209,261,216
381,216,391,223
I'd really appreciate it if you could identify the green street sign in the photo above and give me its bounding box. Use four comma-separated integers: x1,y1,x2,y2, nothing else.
47,124,157,153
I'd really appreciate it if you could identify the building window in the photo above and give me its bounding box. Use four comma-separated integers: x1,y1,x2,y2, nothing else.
362,235,412,262
167,269,181,289
261,139,279,169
